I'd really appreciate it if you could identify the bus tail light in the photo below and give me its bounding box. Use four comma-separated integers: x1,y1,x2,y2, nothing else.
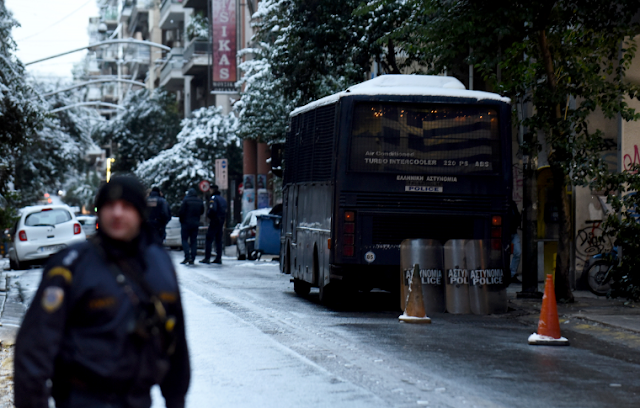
491,228,501,238
491,239,502,250
19,230,27,241
74,223,82,235
342,211,356,257
327,238,331,249
492,215,502,226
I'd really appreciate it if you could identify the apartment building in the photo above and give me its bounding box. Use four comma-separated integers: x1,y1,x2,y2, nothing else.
155,0,257,116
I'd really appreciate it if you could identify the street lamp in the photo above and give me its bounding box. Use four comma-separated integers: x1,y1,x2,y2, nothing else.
106,158,116,183
24,39,171,66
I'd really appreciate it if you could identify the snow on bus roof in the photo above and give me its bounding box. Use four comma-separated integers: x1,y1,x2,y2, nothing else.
290,75,511,117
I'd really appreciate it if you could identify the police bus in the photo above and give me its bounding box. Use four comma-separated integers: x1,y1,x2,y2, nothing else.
279,75,512,302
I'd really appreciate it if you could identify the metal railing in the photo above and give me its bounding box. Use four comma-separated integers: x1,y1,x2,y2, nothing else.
160,48,184,83
161,0,182,16
183,39,209,61
102,6,119,22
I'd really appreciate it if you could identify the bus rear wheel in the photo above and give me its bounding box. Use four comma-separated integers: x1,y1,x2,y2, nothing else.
293,278,311,296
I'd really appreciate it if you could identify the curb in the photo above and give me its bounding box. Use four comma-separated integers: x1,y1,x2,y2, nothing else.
0,273,7,292
572,314,640,335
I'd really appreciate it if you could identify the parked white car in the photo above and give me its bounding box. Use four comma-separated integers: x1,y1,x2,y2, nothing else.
8,205,86,270
76,215,98,238
163,217,208,250
164,217,182,249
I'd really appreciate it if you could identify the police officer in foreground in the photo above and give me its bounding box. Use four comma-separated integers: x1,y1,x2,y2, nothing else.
200,185,227,264
178,188,204,265
147,187,171,243
14,176,190,408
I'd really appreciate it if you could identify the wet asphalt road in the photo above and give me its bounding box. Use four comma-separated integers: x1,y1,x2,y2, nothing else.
168,252,640,408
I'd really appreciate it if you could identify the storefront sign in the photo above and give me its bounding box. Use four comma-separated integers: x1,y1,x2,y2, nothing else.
212,0,237,83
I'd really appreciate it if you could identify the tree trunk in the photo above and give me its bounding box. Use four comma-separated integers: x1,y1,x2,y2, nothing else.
552,164,574,302
538,29,574,302
386,39,401,74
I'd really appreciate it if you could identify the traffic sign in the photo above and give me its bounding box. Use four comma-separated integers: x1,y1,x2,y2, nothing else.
215,158,228,189
199,180,211,192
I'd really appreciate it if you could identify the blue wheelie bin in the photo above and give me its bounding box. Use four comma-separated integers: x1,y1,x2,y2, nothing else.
254,214,282,259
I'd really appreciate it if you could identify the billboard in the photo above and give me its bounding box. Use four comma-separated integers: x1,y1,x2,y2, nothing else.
212,0,237,85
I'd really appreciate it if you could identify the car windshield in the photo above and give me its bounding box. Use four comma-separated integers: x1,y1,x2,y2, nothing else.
25,209,72,226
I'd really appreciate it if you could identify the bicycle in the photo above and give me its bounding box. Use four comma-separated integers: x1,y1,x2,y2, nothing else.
584,247,618,296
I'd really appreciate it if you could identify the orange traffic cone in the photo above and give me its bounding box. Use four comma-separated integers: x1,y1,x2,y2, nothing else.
399,264,431,324
528,274,569,346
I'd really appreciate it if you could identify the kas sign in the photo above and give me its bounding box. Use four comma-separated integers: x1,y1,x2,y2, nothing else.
212,0,236,83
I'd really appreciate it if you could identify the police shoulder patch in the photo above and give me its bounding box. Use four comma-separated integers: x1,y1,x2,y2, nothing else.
47,267,73,284
42,287,65,313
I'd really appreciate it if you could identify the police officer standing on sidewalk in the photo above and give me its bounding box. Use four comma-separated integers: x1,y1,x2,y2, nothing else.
178,188,204,265
200,185,227,264
147,187,171,243
14,176,190,408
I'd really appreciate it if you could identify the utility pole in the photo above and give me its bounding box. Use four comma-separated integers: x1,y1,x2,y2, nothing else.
518,143,543,299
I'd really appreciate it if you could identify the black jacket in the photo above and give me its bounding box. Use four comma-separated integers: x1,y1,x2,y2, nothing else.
147,191,171,227
206,194,227,225
178,189,204,226
14,230,190,408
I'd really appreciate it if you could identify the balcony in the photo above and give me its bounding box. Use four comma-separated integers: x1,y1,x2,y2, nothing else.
159,48,184,91
101,5,119,29
128,0,153,34
182,0,207,12
182,39,210,76
159,0,185,30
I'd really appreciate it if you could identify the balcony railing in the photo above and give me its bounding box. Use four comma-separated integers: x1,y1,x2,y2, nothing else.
136,0,155,8
182,0,207,12
183,39,209,62
160,48,184,84
101,6,119,22
161,0,183,16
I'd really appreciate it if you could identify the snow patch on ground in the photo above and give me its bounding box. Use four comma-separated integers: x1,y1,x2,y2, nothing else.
527,333,569,345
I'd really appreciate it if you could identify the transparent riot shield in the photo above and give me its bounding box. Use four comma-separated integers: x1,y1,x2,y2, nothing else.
400,239,445,313
444,239,470,314
466,239,508,314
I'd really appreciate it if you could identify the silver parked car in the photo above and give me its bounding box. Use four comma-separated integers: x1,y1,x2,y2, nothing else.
8,205,86,270
76,215,98,238
236,208,271,260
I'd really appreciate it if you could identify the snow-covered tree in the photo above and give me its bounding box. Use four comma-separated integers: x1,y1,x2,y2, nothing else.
135,106,240,213
63,170,102,211
235,0,419,144
94,88,181,173
256,0,363,103
13,82,102,205
0,2,44,199
235,43,297,143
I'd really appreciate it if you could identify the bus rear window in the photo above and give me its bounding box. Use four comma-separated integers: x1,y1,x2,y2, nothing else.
350,103,500,174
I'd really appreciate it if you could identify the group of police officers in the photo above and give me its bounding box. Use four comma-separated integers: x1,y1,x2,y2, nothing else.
14,176,226,408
